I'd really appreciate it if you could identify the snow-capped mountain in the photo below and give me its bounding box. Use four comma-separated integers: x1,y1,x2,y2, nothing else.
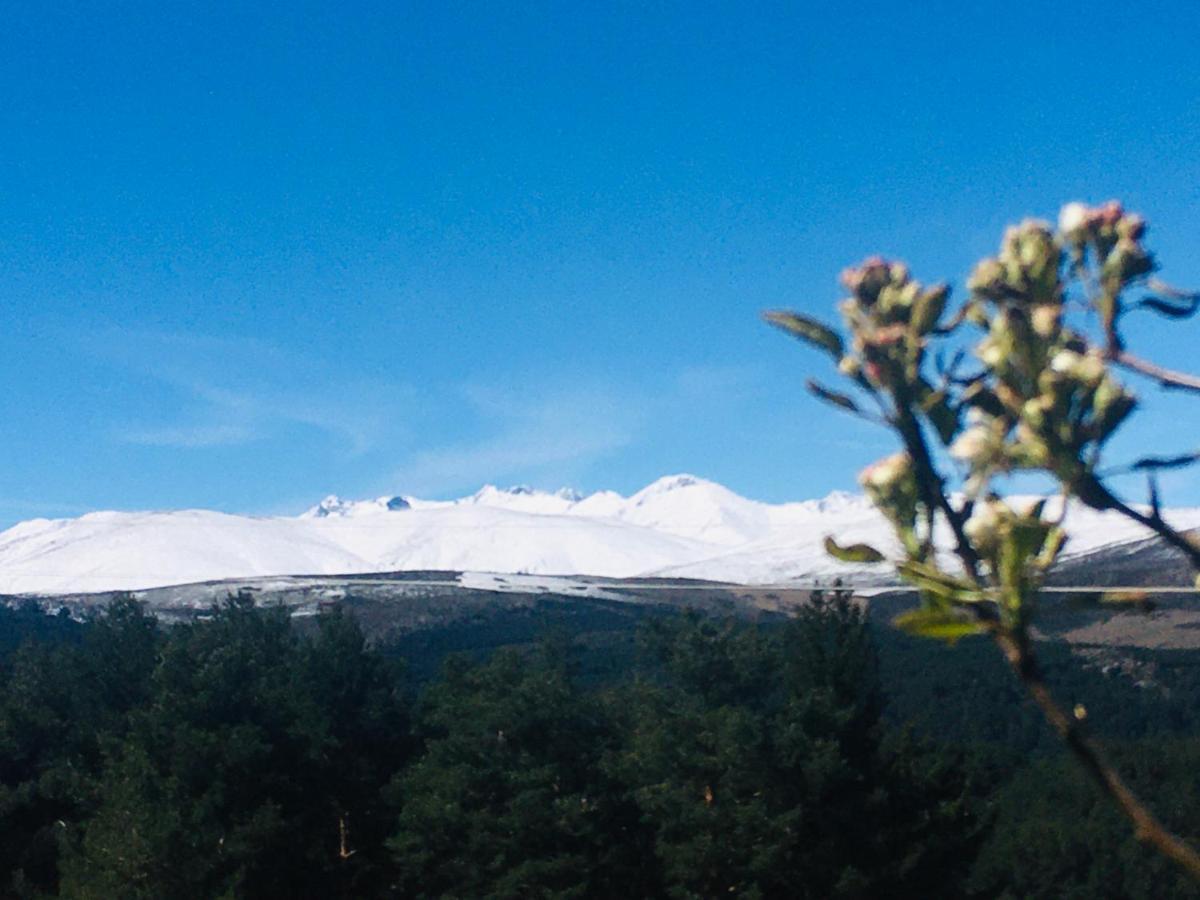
2,475,1199,595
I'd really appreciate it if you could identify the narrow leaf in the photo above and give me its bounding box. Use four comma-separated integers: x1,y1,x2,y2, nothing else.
920,389,959,444
1100,590,1154,610
824,536,885,564
1135,294,1200,319
806,379,863,415
897,560,983,604
1034,527,1067,570
893,607,986,643
910,284,949,335
763,310,845,360
1129,451,1200,472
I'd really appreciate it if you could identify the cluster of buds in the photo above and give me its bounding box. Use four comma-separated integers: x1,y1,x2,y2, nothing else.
1033,346,1136,448
948,409,1012,493
962,497,1065,615
957,211,1140,495
858,451,920,533
967,219,1062,307
1058,201,1153,286
837,257,948,390
958,335,1136,492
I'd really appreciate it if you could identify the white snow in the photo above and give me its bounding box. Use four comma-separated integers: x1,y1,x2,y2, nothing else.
2,475,1199,594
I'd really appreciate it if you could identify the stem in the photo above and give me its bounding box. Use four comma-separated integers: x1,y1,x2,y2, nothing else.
1112,350,1200,394
992,630,1200,880
891,393,983,583
1078,474,1200,571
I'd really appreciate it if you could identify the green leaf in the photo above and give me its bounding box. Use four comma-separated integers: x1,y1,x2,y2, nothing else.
823,536,885,564
1034,527,1067,570
893,607,986,643
806,379,864,415
1135,293,1200,319
896,560,982,604
919,389,959,445
763,310,845,360
1129,451,1200,472
1100,590,1155,610
910,284,949,335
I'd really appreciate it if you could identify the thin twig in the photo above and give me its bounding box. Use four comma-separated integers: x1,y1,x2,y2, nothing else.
992,631,1200,880
1112,350,1200,394
1078,474,1200,571
892,391,983,583
912,430,1200,879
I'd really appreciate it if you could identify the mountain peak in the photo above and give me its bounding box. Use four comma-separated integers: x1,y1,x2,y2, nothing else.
302,494,410,518
638,474,707,495
303,495,349,518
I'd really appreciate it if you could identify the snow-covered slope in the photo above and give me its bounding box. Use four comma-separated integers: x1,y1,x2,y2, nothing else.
3,475,1199,594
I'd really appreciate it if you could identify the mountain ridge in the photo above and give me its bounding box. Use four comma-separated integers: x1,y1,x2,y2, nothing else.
3,475,1200,595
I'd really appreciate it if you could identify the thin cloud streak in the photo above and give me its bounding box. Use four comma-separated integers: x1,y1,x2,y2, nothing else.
79,326,414,455
390,382,640,496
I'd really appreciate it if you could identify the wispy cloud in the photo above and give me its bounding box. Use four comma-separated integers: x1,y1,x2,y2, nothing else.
0,498,94,519
673,362,767,398
121,422,261,448
391,382,640,496
79,327,413,454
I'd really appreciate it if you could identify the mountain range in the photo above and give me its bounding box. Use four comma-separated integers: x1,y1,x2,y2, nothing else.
2,474,1199,595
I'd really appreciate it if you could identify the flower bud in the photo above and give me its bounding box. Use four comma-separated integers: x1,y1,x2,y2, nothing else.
967,258,1006,298
1095,200,1124,227
1076,352,1105,386
1030,303,1060,338
858,452,913,493
949,425,993,465
1103,237,1154,282
1007,423,1051,467
1021,396,1050,430
1116,213,1145,241
1015,220,1055,268
1091,376,1136,440
964,498,1009,552
1058,202,1091,241
840,256,895,306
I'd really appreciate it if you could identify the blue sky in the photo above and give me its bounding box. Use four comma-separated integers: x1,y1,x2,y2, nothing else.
2,2,1200,525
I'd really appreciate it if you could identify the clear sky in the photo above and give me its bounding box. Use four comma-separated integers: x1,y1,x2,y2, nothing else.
3,1,1200,526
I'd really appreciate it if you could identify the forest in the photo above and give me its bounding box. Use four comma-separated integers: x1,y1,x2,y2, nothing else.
2,594,1199,898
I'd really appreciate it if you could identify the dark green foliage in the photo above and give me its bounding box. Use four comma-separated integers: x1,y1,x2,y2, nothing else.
4,594,1200,897
0,595,160,897
54,596,411,899
0,600,81,668
876,623,1200,752
611,594,983,898
972,741,1200,899
388,642,647,898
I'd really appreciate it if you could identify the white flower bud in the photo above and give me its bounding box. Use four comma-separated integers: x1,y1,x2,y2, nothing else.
1050,349,1084,375
838,355,862,378
858,452,911,492
977,336,1006,368
1031,304,1060,338
964,499,1007,548
949,426,992,464
1058,202,1091,239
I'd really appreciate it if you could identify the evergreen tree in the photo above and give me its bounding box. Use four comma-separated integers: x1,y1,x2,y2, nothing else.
388,642,644,898
612,595,983,898
59,595,410,899
0,595,159,897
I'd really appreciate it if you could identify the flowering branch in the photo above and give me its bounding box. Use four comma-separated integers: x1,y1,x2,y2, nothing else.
768,200,1200,880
